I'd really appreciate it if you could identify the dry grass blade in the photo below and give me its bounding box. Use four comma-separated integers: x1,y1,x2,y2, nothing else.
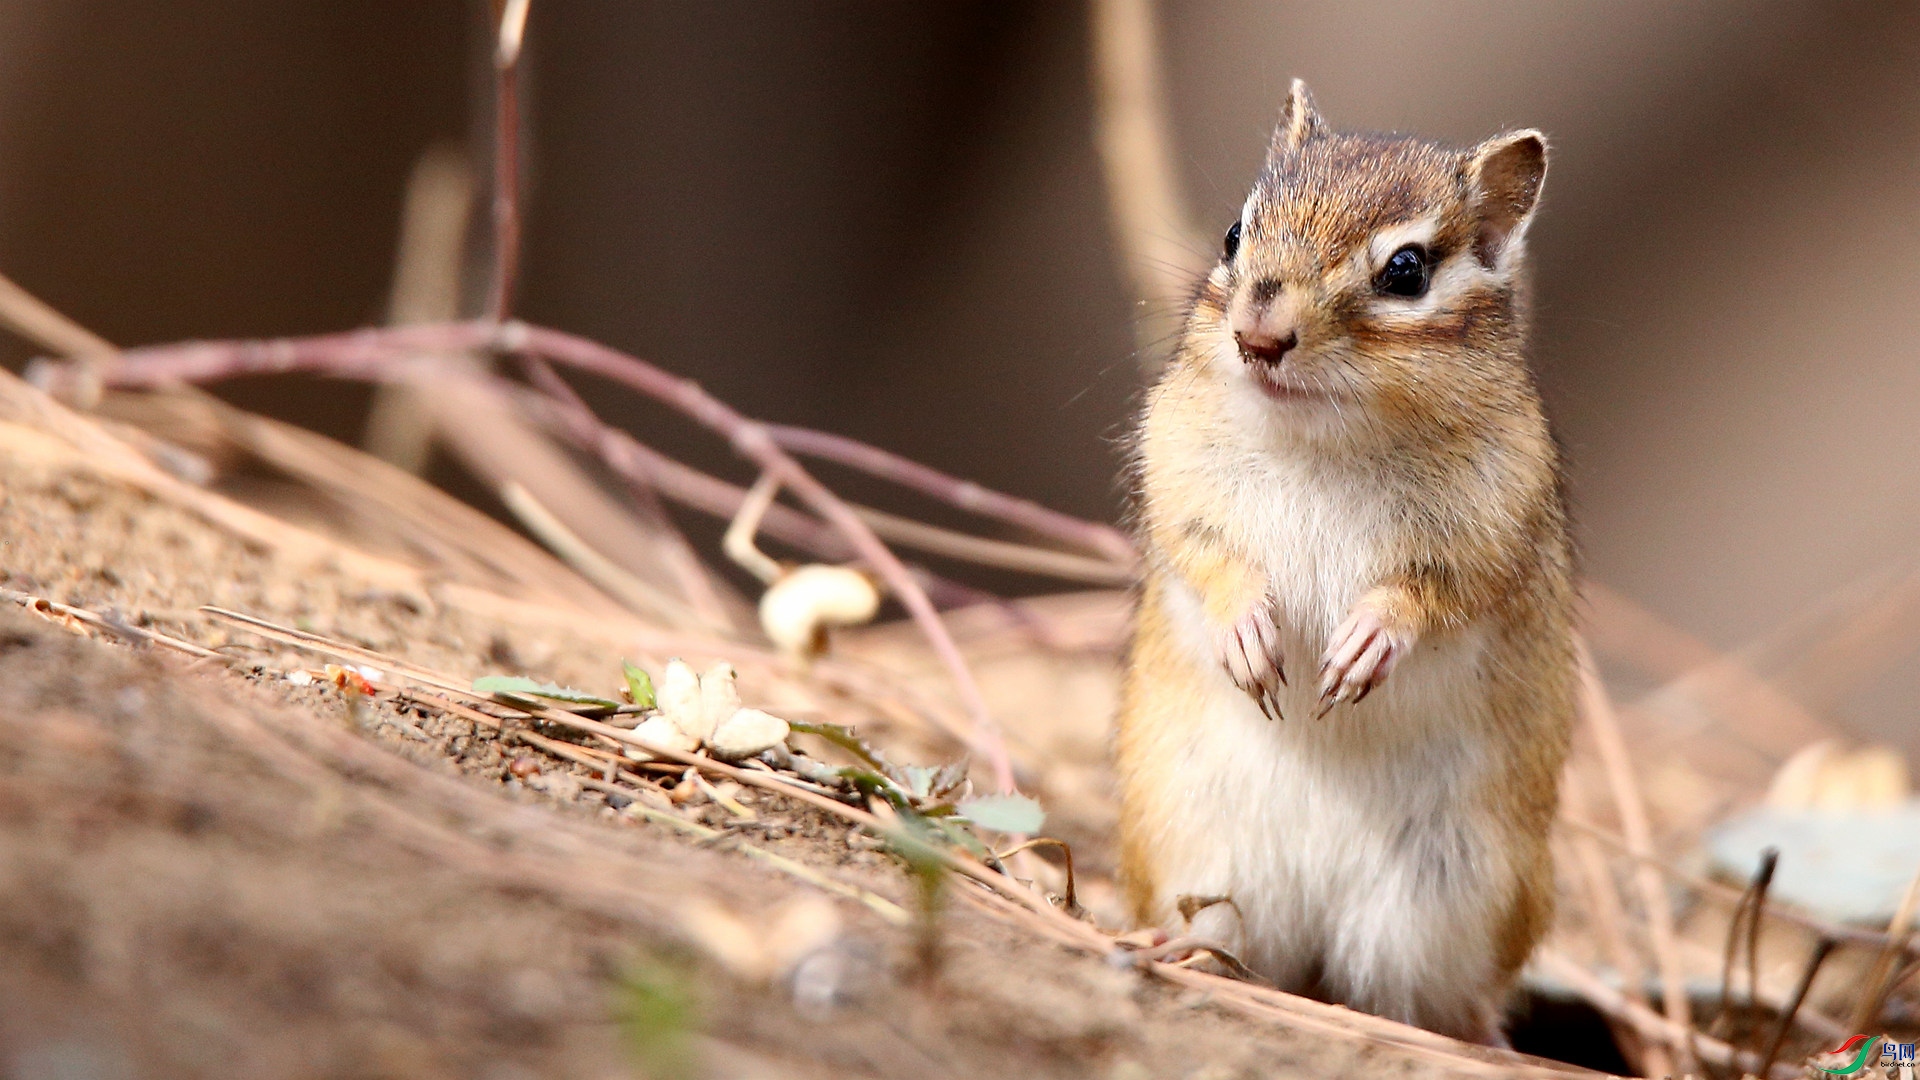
846,499,1133,585
1,587,221,659
1134,936,1268,984
526,383,1126,588
1845,862,1920,1033
200,605,473,694
498,479,698,623
1576,636,1698,1074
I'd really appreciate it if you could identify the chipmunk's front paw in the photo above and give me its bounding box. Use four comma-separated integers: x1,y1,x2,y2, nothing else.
1218,595,1286,719
1317,601,1415,718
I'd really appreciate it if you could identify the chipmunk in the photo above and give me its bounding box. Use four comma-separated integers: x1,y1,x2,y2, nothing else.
1115,81,1575,1045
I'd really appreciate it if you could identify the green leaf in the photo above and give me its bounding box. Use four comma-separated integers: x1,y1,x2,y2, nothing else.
472,674,621,708
789,720,890,772
957,794,1044,834
621,661,656,709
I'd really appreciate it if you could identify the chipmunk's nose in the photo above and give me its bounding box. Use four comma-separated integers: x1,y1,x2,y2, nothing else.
1235,328,1297,365
1230,282,1299,365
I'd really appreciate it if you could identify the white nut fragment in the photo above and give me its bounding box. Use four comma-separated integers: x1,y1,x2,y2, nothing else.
695,662,741,742
624,714,698,761
759,564,881,660
657,659,704,738
707,707,791,761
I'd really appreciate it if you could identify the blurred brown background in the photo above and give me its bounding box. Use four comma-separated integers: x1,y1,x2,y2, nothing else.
1,2,1917,752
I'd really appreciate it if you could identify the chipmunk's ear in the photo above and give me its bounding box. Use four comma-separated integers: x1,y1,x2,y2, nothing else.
1269,79,1324,158
1467,130,1547,268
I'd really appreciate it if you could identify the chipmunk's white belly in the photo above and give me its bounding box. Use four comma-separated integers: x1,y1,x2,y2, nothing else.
1154,464,1513,1029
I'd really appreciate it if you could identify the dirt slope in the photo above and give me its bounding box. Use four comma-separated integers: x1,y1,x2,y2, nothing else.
0,384,1574,1079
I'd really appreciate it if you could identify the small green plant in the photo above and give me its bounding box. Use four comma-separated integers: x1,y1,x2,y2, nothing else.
613,956,699,1080
621,660,656,709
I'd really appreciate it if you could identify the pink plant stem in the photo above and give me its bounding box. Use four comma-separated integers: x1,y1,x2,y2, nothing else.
91,319,1018,792
764,423,1137,567
512,385,854,560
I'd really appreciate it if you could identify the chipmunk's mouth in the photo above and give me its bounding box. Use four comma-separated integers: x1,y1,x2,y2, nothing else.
1246,365,1348,405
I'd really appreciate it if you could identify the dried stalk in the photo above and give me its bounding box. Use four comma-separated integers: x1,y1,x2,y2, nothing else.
476,5,733,631
505,322,1015,789
843,500,1132,585
1711,846,1776,1046
1759,936,1836,1079
1576,636,1697,1075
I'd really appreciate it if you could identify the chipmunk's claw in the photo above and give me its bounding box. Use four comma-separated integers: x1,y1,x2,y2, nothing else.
1219,595,1286,718
1316,603,1411,719
1254,692,1276,722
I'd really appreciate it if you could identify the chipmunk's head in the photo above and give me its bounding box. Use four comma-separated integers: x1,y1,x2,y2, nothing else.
1192,80,1547,443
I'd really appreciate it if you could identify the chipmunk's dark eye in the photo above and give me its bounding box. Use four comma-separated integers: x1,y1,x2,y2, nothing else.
1223,221,1242,261
1375,245,1431,298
